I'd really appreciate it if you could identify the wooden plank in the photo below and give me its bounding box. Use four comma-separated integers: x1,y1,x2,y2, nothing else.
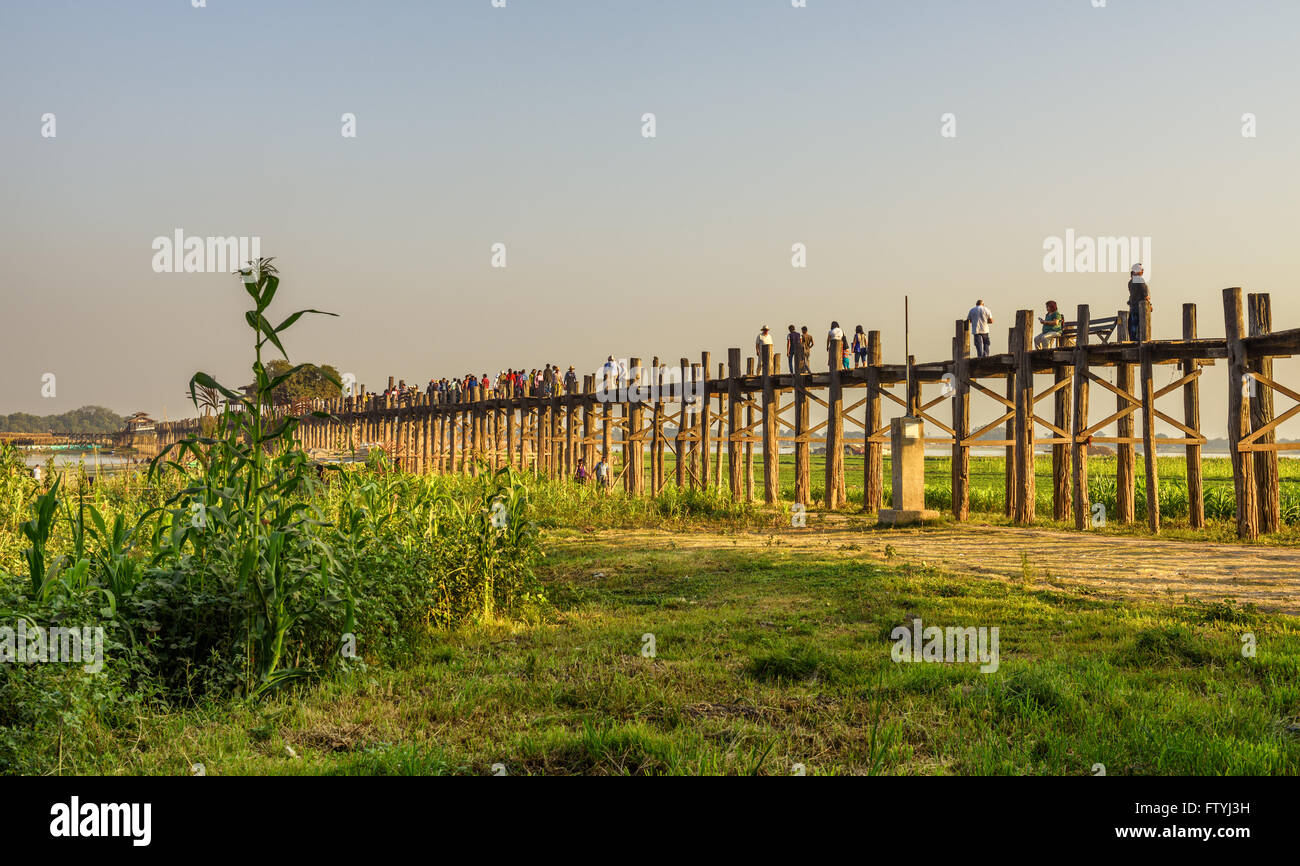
1181,305,1204,528
1013,311,1035,524
1140,304,1160,533
1072,304,1091,530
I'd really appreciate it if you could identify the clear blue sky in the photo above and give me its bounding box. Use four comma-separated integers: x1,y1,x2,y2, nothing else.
3,0,1298,437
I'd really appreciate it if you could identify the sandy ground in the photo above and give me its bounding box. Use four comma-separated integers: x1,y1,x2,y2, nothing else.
566,522,1300,615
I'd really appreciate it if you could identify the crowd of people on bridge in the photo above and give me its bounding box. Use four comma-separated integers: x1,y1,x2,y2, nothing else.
757,264,1154,368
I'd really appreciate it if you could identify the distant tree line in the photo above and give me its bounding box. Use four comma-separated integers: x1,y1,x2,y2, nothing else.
0,406,125,434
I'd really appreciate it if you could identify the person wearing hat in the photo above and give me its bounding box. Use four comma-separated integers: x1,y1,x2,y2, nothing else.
564,365,578,394
1034,301,1064,349
755,325,773,358
1127,264,1151,341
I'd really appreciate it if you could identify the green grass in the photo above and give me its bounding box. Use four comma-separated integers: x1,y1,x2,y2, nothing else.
61,529,1300,775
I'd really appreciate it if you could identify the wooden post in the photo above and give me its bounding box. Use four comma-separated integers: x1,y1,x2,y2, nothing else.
506,391,516,471
761,344,778,503
726,349,743,499
1013,310,1035,524
1248,293,1280,534
825,341,844,509
629,358,645,495
714,362,724,489
652,357,665,495
1182,304,1204,529
794,347,810,505
699,352,711,490
1139,304,1160,533
676,357,690,489
1115,309,1136,524
1004,326,1016,517
745,357,755,502
952,319,971,521
1053,358,1072,522
864,331,883,512
1224,288,1259,540
1071,304,1091,530
689,363,702,489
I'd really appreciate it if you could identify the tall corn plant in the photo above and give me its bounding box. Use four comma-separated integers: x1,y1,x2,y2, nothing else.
149,258,344,697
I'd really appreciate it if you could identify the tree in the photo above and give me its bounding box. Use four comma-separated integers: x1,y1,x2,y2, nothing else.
247,360,343,406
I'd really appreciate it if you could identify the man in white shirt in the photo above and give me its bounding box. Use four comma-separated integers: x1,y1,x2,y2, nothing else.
755,325,773,358
967,301,993,358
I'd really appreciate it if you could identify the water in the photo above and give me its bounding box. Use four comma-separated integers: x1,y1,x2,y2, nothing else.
22,449,140,476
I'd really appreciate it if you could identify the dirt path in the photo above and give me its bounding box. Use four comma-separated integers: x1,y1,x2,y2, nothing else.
569,522,1300,615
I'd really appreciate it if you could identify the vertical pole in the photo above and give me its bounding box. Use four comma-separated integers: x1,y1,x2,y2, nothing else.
677,357,690,489
1053,361,1072,522
714,362,724,489
1248,294,1280,533
794,347,810,505
1139,304,1160,532
864,331,883,512
1071,305,1091,530
761,344,778,503
1013,310,1035,525
688,363,702,489
1224,288,1259,540
1004,338,1015,519
952,319,971,521
825,340,844,508
1182,304,1204,529
652,357,665,495
629,358,645,496
1115,309,1136,524
699,352,711,490
745,357,755,502
728,349,743,499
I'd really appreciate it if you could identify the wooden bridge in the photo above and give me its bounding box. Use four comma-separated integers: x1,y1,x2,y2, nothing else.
188,288,1295,540
0,432,117,447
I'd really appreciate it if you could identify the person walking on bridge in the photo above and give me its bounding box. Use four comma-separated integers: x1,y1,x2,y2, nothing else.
968,300,993,358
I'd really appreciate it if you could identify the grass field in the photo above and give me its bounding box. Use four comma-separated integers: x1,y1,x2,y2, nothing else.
63,525,1300,775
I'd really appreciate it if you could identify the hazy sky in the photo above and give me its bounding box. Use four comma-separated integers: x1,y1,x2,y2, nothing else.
3,0,1299,438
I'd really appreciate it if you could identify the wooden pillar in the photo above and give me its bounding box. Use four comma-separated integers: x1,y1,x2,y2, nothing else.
628,358,645,495
506,391,516,471
1115,309,1136,524
699,352,711,490
1003,326,1016,517
952,319,971,521
727,349,744,500
864,331,883,512
745,357,755,502
1224,287,1259,540
1013,310,1035,525
794,348,811,506
1053,358,1072,522
713,362,724,489
759,348,774,501
825,342,844,509
1248,293,1280,533
652,358,665,495
676,358,690,489
1139,303,1160,532
1071,305,1091,530
1182,304,1204,529
761,345,778,503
